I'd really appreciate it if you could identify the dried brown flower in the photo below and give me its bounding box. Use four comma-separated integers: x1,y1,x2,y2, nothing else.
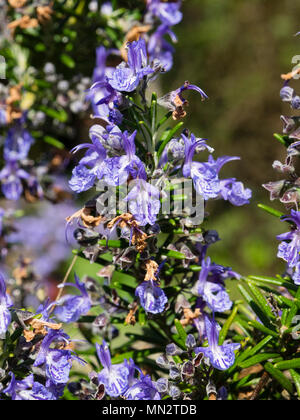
180,308,201,327
121,25,151,61
8,0,27,8
23,318,62,342
66,207,104,229
8,15,39,33
144,260,159,282
36,5,53,24
281,67,300,81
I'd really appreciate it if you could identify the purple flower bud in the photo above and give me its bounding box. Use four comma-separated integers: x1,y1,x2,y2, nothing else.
280,86,294,102
156,354,170,369
291,95,300,109
169,366,181,380
185,334,196,349
166,343,183,356
181,360,195,378
155,378,169,393
169,385,181,399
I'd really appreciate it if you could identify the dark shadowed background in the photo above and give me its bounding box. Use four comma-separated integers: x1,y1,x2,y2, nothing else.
160,0,300,276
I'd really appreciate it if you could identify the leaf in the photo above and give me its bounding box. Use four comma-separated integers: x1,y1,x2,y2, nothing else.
151,97,157,131
98,239,123,248
248,275,298,293
44,136,65,150
175,319,187,344
239,353,279,369
157,111,173,129
162,248,186,260
290,369,300,398
274,359,300,370
285,302,299,328
247,336,274,357
171,333,186,350
248,320,279,338
238,285,277,331
125,332,164,347
247,282,276,321
273,133,292,147
39,105,68,123
60,53,75,68
257,204,284,218
138,308,146,327
265,362,294,394
219,304,239,345
157,122,184,158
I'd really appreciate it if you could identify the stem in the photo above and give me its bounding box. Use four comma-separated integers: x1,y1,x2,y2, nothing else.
249,372,269,400
49,255,78,314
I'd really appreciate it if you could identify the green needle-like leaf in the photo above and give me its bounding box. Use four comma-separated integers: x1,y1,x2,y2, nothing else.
265,362,294,394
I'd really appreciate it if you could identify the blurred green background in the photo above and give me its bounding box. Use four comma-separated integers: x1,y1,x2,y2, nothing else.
160,0,300,276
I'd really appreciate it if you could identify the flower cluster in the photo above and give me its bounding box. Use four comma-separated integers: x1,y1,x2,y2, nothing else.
4,0,295,402
0,117,42,201
263,62,300,284
95,340,160,400
68,32,251,317
156,318,239,400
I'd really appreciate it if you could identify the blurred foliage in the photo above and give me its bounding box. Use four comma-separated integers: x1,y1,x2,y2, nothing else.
162,0,300,275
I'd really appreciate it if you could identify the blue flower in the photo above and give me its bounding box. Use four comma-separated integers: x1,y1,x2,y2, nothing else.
125,180,161,226
69,165,96,193
34,329,83,385
87,45,123,123
3,373,55,400
103,129,146,186
183,144,245,202
0,273,13,337
135,280,167,314
93,124,123,154
124,373,161,400
108,39,154,92
219,178,252,206
96,340,131,397
147,0,183,27
0,161,31,200
195,317,240,371
148,24,176,72
4,123,34,162
52,274,91,323
277,210,300,268
183,138,220,200
69,125,108,192
191,257,232,313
